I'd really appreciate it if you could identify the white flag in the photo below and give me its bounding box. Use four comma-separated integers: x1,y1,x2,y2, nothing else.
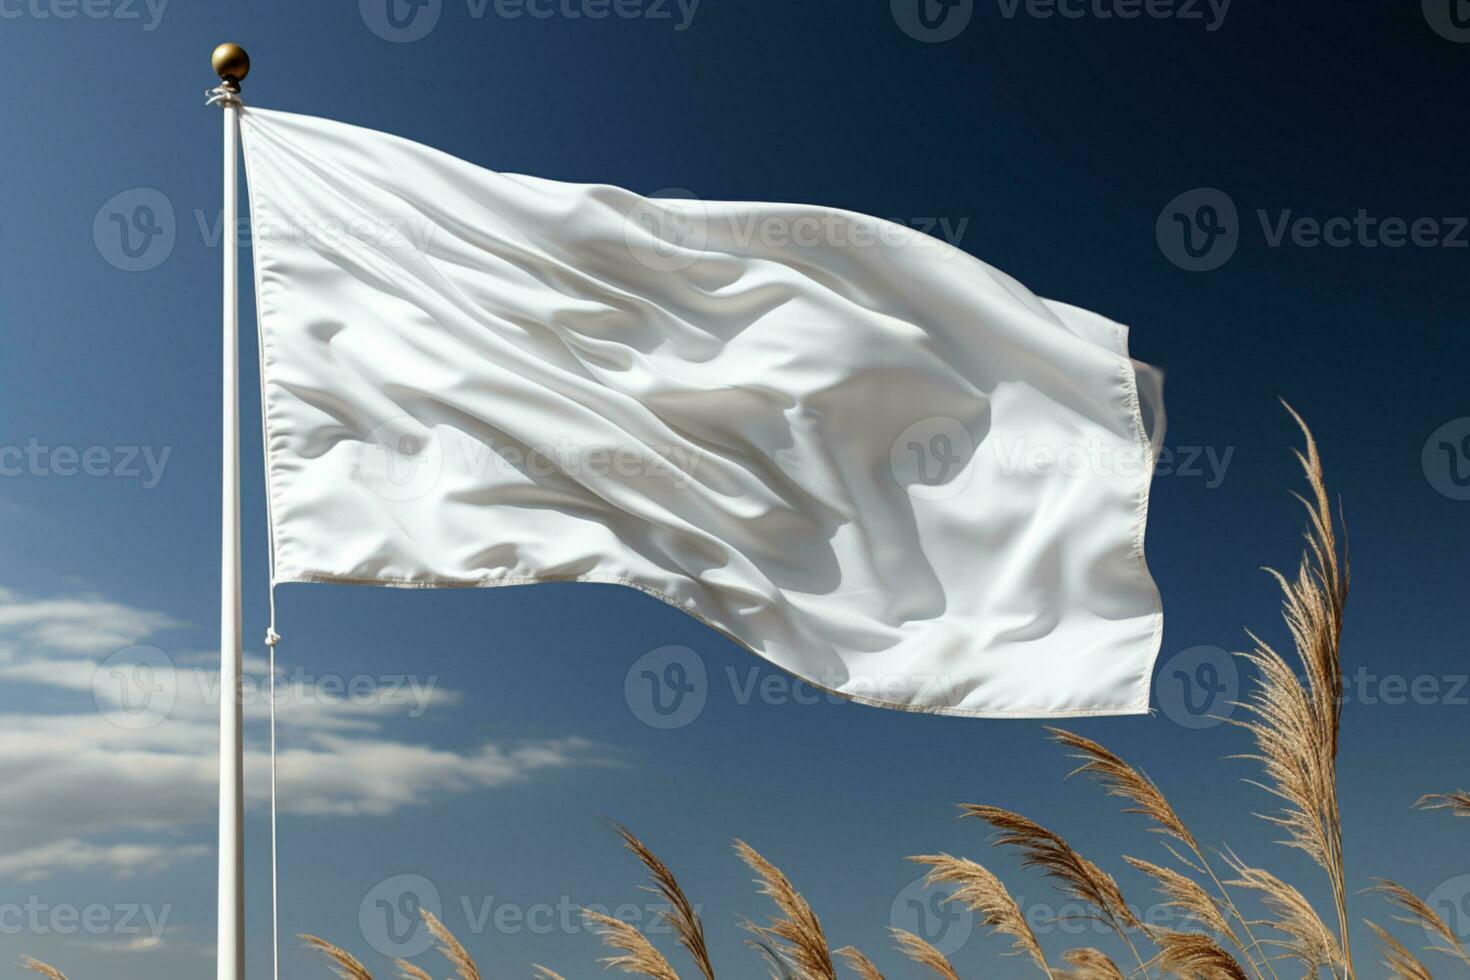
239,107,1163,718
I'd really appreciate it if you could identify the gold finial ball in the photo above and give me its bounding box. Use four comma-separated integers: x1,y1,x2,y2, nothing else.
211,43,250,85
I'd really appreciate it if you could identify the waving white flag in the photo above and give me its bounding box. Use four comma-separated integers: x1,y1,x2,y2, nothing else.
239,106,1163,717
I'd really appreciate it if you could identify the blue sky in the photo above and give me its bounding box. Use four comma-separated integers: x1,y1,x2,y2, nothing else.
2,1,1468,977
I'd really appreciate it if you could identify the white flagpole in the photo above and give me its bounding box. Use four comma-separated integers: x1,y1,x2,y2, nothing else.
209,42,250,980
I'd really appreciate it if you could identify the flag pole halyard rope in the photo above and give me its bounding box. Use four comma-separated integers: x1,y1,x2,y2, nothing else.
246,57,284,980
266,626,280,980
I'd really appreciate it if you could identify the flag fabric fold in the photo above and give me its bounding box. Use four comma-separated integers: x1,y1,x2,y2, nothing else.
239,106,1163,718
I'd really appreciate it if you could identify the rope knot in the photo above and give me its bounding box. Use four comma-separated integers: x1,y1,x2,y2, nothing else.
205,85,242,108
264,628,281,647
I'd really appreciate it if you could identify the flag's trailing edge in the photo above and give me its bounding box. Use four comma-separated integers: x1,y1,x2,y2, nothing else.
238,106,1164,718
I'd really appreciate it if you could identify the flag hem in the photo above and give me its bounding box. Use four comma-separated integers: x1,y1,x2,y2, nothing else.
270,567,1158,719
1117,325,1165,721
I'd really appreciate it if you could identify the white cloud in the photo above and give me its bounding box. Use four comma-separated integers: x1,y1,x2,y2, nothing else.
0,839,210,883
0,586,606,882
0,587,180,655
86,935,171,954
265,733,600,816
0,710,603,840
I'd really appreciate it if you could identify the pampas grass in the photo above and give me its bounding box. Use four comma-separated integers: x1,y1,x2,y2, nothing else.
17,958,67,980
1153,930,1251,980
890,929,960,980
834,946,885,980
1123,858,1232,944
959,803,1146,971
1055,947,1125,979
750,937,801,979
303,907,492,980
1416,789,1470,817
301,934,377,980
907,853,1050,975
1366,921,1433,980
422,907,482,980
583,908,681,980
1371,878,1470,967
609,820,715,980
1234,403,1353,976
1223,855,1342,975
736,840,837,980
1048,729,1198,851
393,960,433,980
1049,730,1274,979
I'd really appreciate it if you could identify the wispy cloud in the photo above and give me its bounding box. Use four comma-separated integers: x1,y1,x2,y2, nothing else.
0,586,180,655
0,839,211,883
86,935,173,955
0,586,607,881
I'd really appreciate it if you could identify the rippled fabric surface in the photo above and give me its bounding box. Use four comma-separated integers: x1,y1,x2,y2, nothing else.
239,106,1163,717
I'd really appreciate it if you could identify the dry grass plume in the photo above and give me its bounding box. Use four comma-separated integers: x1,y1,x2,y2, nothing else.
960,805,1144,953
834,946,885,980
301,935,377,980
1415,789,1470,817
889,928,960,980
736,840,836,980
418,907,481,980
1055,948,1125,979
393,960,432,980
583,908,681,980
1153,930,1251,980
1222,858,1341,975
610,820,715,980
1050,730,1274,979
1366,920,1434,980
1371,878,1470,967
908,852,1050,975
1123,858,1232,942
1233,402,1353,976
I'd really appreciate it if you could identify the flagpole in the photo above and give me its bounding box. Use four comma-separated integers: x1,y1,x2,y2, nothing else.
209,41,250,980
